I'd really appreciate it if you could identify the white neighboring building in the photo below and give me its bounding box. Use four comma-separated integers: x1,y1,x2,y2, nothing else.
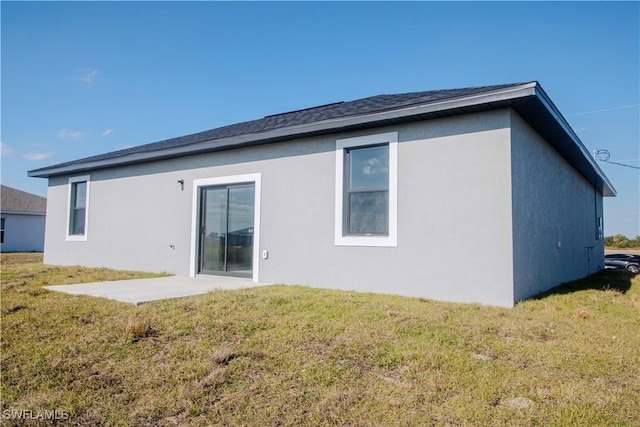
0,185,47,252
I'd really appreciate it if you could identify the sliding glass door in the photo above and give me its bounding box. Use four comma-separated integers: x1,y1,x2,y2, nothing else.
199,183,255,277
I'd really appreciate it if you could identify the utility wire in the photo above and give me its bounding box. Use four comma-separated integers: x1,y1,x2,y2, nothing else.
600,160,640,170
594,149,640,170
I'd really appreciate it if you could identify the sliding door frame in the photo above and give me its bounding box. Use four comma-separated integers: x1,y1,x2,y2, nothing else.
190,173,262,282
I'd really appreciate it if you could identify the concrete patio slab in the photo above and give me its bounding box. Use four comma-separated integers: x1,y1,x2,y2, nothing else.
44,275,272,305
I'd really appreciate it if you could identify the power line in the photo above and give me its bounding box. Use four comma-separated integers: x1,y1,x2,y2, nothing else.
602,160,640,169
594,149,640,170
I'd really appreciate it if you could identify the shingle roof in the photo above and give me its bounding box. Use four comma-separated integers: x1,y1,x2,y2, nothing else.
28,83,523,173
26,81,615,198
1,185,46,214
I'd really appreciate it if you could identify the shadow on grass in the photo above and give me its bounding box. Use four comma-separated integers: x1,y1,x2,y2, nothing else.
532,269,636,300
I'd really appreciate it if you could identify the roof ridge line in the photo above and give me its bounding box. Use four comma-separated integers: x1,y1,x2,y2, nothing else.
264,101,345,118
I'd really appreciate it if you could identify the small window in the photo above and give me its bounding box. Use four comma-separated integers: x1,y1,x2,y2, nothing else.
335,132,398,247
67,175,90,241
1,218,5,244
596,217,603,241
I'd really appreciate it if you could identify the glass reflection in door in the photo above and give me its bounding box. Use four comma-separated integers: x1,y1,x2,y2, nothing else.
201,187,228,272
199,184,254,277
226,186,255,274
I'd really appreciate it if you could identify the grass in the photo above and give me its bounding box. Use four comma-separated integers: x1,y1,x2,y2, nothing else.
1,253,639,426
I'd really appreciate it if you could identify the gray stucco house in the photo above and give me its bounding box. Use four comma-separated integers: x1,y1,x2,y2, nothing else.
1,185,47,252
29,82,615,306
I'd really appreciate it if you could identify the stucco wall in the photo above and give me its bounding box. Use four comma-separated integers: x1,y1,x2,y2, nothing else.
261,110,515,306
43,109,515,306
1,213,46,252
510,111,604,302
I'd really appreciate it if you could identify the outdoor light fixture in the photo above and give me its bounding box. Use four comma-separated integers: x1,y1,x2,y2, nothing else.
177,179,184,191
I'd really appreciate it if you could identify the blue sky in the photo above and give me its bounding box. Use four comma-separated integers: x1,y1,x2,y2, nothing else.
2,1,638,237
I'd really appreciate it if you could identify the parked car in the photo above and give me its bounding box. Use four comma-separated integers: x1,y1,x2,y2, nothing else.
604,254,640,274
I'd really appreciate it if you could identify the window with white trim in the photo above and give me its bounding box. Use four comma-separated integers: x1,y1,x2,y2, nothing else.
67,175,90,241
335,132,398,247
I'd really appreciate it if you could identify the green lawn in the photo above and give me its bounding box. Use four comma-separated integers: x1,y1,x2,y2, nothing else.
1,253,639,426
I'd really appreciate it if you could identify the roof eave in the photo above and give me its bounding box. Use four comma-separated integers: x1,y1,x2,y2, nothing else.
27,81,616,198
28,83,539,178
532,85,616,197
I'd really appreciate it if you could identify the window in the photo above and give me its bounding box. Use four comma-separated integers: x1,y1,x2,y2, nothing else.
67,175,90,241
335,132,398,247
70,182,87,235
596,216,603,241
1,218,5,244
345,145,389,235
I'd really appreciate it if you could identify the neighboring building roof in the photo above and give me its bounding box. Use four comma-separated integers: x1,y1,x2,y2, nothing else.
1,185,46,214
28,82,615,196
